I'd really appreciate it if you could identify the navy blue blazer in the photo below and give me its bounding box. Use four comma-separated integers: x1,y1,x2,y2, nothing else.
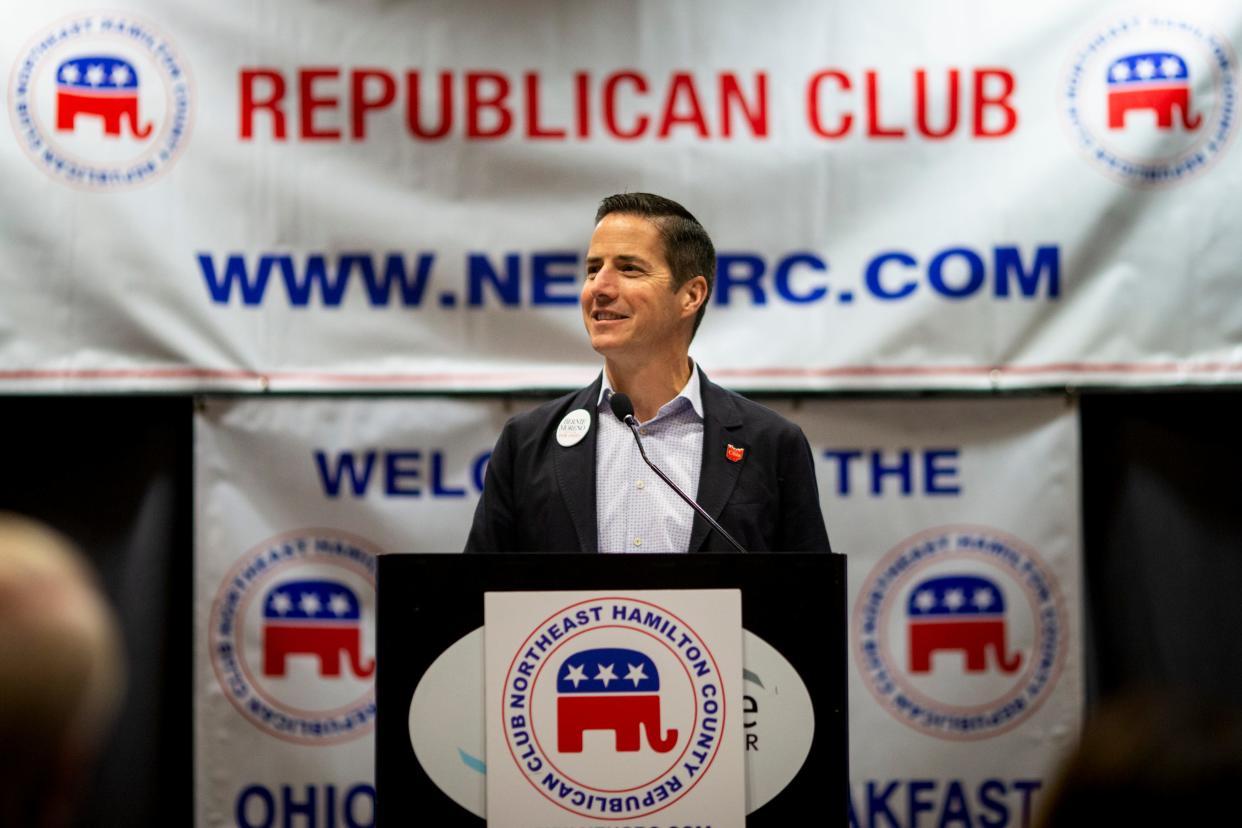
464,370,831,553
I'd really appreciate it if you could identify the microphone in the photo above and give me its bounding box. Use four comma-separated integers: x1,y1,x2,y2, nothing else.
609,392,747,553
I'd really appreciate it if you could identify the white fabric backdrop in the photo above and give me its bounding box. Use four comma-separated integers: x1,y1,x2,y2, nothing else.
194,394,1081,827
4,0,1242,391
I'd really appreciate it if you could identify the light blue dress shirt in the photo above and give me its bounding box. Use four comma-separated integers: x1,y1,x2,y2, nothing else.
595,363,704,554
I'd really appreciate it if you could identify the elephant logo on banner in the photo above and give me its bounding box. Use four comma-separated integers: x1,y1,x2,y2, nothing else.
261,579,375,679
55,55,154,139
1106,51,1201,131
556,647,678,753
907,574,1021,674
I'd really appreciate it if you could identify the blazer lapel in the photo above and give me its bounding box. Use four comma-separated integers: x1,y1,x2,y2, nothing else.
689,372,746,553
553,376,603,553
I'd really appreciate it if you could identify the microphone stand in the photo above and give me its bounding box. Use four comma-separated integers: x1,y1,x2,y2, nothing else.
620,414,748,554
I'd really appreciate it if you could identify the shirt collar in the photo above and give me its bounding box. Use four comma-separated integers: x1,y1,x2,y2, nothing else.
597,360,704,420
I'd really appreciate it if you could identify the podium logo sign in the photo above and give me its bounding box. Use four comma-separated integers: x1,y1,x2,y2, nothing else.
1060,15,1238,186
8,12,193,189
208,529,379,744
854,526,1067,741
489,592,743,823
410,627,804,820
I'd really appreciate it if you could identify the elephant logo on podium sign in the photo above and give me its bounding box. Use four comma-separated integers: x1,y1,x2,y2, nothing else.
55,55,153,139
907,574,1021,674
556,647,678,753
1106,51,1201,131
261,579,375,679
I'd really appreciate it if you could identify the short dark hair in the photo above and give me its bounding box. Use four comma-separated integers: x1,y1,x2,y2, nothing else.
595,192,716,337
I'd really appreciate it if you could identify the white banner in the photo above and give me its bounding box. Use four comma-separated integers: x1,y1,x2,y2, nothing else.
193,397,509,827
194,393,1081,826
782,398,1084,828
6,0,1242,392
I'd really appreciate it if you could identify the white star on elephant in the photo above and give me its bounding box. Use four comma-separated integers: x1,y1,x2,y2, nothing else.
624,663,649,687
943,588,966,610
1160,56,1183,79
270,591,293,615
563,665,586,690
563,663,587,688
299,592,322,616
972,588,995,610
594,663,617,687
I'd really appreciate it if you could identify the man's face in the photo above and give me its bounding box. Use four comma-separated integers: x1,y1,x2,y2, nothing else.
581,213,702,361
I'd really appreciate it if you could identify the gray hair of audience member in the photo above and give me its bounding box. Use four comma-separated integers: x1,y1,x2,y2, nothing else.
0,513,125,828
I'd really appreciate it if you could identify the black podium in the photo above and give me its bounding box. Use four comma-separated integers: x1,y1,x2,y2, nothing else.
376,553,847,825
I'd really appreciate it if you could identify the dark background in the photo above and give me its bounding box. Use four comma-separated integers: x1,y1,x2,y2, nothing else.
2,390,1240,824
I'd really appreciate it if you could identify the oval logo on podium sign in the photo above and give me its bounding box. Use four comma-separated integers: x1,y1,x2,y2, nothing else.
408,627,813,818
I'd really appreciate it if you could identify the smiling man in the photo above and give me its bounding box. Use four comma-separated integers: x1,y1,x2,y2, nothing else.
464,192,830,554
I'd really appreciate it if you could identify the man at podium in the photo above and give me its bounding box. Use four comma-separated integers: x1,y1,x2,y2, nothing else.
465,192,831,555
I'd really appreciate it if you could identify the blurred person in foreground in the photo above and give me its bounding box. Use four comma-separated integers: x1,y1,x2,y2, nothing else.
1035,690,1242,826
0,513,125,828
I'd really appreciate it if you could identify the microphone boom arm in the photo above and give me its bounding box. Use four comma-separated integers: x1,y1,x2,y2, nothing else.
622,415,747,554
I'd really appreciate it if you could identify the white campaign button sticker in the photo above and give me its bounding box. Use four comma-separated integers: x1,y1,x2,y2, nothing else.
556,409,591,447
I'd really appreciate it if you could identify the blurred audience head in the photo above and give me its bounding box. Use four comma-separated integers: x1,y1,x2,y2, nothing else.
0,513,124,828
1036,689,1242,826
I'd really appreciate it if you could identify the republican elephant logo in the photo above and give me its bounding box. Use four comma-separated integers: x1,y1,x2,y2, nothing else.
907,574,1021,674
556,647,678,753
261,579,375,679
1106,51,1201,131
55,55,153,139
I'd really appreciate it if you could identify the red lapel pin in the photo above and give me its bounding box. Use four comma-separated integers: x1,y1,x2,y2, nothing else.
726,444,745,463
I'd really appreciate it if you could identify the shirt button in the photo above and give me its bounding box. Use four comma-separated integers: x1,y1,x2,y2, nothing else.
639,428,648,436
636,480,645,489
633,538,642,547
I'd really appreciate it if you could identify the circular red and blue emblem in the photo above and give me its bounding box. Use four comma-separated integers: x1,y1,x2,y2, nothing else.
8,11,193,189
1061,14,1238,186
853,525,1067,740
208,529,380,745
501,597,725,820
